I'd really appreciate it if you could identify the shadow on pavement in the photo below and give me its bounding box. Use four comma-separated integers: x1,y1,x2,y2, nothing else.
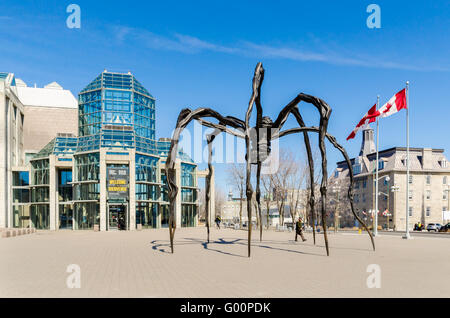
150,237,325,257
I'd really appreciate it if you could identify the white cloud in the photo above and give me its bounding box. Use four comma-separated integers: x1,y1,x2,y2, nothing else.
109,25,449,72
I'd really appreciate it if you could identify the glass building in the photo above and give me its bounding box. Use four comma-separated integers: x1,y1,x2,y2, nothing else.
3,70,208,231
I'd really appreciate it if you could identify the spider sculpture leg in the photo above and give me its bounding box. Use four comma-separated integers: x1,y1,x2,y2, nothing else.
205,133,215,243
273,94,332,255
325,134,375,251
243,62,265,257
205,128,223,243
166,108,245,253
256,161,263,241
244,136,254,257
275,126,376,252
290,107,317,245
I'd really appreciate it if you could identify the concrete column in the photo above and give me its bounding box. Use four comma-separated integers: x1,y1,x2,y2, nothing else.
6,97,11,228
49,155,57,230
175,159,182,227
99,150,107,231
129,149,136,231
2,95,10,228
0,86,6,229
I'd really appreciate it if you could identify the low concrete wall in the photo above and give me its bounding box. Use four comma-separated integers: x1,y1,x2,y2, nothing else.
1,228,36,238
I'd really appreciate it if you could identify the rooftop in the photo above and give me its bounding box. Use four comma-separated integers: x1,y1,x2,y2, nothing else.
16,80,77,109
80,70,153,98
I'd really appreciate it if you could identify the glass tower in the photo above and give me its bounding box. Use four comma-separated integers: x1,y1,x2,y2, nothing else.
77,71,156,154
15,70,198,231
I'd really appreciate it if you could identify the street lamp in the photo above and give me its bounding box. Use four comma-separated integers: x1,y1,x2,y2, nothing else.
391,184,400,231
374,175,390,236
378,191,389,230
332,184,341,233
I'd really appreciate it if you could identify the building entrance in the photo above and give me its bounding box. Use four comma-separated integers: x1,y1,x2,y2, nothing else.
108,204,127,230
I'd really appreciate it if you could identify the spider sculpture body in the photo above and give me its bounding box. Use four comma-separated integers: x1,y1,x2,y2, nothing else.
165,63,375,257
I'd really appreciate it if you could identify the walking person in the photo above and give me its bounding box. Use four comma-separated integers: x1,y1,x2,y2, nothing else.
295,217,307,242
215,216,221,229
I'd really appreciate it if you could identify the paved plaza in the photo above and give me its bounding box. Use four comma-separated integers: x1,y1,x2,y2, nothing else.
0,227,449,298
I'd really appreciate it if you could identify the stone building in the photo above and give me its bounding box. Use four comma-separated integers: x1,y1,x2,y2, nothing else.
331,127,450,231
16,79,78,162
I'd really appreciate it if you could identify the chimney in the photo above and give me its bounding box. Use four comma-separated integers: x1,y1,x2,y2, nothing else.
359,127,376,156
422,148,433,170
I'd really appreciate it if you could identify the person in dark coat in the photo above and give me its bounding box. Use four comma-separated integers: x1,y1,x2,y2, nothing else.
215,216,221,229
295,217,307,242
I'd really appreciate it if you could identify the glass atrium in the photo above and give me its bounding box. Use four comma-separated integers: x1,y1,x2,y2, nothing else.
21,71,198,230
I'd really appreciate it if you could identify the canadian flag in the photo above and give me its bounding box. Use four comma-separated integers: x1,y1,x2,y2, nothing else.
374,89,407,119
347,88,407,141
346,104,378,140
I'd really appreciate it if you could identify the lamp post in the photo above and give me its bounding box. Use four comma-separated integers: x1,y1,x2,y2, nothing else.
374,175,390,236
391,184,400,231
332,184,341,233
378,191,389,229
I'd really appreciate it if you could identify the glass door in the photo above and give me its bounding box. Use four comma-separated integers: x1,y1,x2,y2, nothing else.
108,205,127,230
59,205,73,229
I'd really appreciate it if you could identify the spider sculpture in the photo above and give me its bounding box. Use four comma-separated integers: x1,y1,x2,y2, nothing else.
165,62,375,257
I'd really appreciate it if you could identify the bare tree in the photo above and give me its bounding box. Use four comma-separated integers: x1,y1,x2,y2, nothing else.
270,149,298,226
261,173,273,229
226,163,245,227
286,158,307,230
327,177,351,230
215,188,226,221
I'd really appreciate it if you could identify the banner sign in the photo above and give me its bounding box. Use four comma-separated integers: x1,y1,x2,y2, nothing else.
107,167,129,200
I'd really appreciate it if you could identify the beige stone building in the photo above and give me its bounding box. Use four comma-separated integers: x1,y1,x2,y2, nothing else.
15,79,78,162
331,128,450,231
0,73,25,228
0,73,79,229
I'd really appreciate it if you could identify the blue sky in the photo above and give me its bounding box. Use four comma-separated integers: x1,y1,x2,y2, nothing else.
1,0,449,193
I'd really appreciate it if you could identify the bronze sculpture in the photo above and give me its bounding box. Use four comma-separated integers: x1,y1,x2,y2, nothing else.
165,62,375,257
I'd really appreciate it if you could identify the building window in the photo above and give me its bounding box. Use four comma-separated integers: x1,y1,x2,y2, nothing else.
362,193,366,202
444,191,448,200
181,204,197,227
378,161,385,170
363,178,367,188
426,207,431,217
353,164,361,175
426,175,431,185
426,190,431,200
30,204,50,229
409,175,413,184
409,207,413,217
13,171,29,186
181,163,196,187
334,170,339,178
355,181,360,189
444,176,448,185
441,159,448,168
408,190,413,200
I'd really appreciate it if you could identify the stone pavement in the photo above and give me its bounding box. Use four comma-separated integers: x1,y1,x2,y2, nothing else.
0,227,449,297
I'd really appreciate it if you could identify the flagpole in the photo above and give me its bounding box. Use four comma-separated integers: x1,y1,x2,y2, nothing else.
374,95,380,236
403,81,411,239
